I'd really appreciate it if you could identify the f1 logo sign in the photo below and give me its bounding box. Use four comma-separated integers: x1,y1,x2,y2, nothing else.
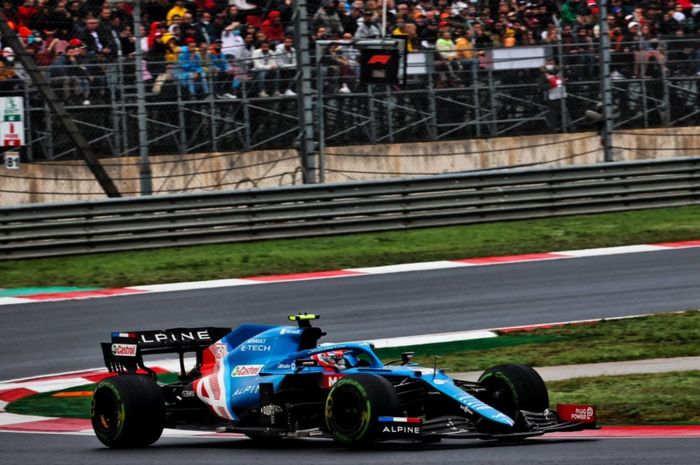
360,49,400,85
367,54,391,65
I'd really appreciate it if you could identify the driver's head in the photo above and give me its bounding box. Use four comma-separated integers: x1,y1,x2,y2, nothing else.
312,350,346,370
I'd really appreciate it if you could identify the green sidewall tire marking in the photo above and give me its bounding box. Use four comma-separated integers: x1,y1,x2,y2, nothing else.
92,380,126,443
325,378,372,444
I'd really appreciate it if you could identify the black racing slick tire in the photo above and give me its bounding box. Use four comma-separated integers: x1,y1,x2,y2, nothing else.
91,374,165,448
325,374,400,447
477,364,549,432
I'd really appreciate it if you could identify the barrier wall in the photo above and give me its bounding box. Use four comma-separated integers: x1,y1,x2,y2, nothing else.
1,126,698,205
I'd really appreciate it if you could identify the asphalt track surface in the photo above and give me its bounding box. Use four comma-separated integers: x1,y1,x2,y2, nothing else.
1,432,698,465
2,247,700,463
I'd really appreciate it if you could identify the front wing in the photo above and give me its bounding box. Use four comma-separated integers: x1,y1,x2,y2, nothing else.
377,405,598,441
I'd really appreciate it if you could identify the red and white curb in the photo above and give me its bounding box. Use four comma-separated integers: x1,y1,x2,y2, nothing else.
1,240,699,306
0,360,244,438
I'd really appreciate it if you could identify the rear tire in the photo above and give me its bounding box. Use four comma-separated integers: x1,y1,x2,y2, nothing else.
325,374,400,447
91,375,164,448
477,364,549,432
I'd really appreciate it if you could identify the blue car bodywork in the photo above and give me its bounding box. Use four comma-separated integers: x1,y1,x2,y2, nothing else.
192,322,513,428
98,315,595,446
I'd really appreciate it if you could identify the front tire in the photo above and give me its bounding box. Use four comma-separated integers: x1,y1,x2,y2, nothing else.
324,374,400,447
477,364,549,432
91,374,164,448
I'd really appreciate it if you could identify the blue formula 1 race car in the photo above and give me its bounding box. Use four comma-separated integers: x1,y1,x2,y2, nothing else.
91,314,596,448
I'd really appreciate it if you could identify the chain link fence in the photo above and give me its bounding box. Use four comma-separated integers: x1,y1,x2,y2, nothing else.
0,36,698,205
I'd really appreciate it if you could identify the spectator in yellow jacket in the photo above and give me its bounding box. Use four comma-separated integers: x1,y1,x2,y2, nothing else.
167,0,188,26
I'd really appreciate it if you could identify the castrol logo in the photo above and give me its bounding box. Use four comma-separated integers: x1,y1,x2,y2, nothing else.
111,343,137,357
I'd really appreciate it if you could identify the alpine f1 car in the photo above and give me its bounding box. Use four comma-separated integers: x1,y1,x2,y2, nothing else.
91,314,597,448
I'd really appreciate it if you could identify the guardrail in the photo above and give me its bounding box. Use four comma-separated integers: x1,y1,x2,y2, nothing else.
1,157,698,260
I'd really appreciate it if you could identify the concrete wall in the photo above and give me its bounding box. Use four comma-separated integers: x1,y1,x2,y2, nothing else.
1,149,302,205
323,133,602,182
613,127,700,161
1,127,698,205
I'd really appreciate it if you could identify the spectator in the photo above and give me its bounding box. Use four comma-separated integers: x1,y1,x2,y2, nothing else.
251,40,279,97
320,42,353,93
238,32,256,72
207,40,237,98
224,5,245,26
0,47,23,95
338,31,360,76
49,43,92,105
637,24,666,78
80,16,115,60
541,58,566,129
36,28,66,66
567,25,595,79
666,27,694,75
147,22,167,50
314,0,344,38
472,22,492,49
167,0,188,25
194,11,214,44
208,12,226,41
163,34,181,63
151,62,177,100
454,31,477,79
145,29,168,77
177,37,209,98
355,10,381,39
274,35,297,95
342,1,364,36
221,21,244,59
261,10,285,45
435,29,458,83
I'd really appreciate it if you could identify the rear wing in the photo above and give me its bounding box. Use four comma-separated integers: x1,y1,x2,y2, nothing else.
101,327,231,379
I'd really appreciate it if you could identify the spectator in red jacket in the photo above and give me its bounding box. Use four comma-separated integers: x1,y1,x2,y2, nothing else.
261,10,285,45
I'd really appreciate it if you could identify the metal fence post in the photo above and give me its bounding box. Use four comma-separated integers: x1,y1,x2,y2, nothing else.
22,83,33,161
556,34,568,132
471,58,481,138
599,0,614,162
133,1,152,195
295,0,318,184
368,84,377,142
207,74,218,153
241,80,251,151
176,85,187,154
660,65,671,125
386,85,394,143
426,65,437,139
45,101,54,160
487,66,497,135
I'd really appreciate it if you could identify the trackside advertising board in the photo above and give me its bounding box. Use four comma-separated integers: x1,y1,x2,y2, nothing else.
0,96,25,147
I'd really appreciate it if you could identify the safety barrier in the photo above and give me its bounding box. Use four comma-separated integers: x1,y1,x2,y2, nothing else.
1,156,698,260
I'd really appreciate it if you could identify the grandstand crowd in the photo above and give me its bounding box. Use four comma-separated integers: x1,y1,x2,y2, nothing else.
0,0,698,102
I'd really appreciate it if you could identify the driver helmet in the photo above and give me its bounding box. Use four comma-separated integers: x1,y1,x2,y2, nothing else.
312,350,347,371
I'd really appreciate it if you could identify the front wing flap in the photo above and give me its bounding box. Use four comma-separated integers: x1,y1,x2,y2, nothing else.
420,406,598,440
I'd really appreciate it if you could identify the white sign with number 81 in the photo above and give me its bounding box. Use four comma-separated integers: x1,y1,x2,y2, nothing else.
4,151,19,169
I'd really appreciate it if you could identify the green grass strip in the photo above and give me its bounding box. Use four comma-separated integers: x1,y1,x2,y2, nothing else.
2,205,700,288
0,287,101,297
549,371,700,425
373,335,557,361
401,311,700,372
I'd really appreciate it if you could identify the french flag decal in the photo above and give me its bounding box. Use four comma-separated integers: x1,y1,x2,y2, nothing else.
378,417,422,423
